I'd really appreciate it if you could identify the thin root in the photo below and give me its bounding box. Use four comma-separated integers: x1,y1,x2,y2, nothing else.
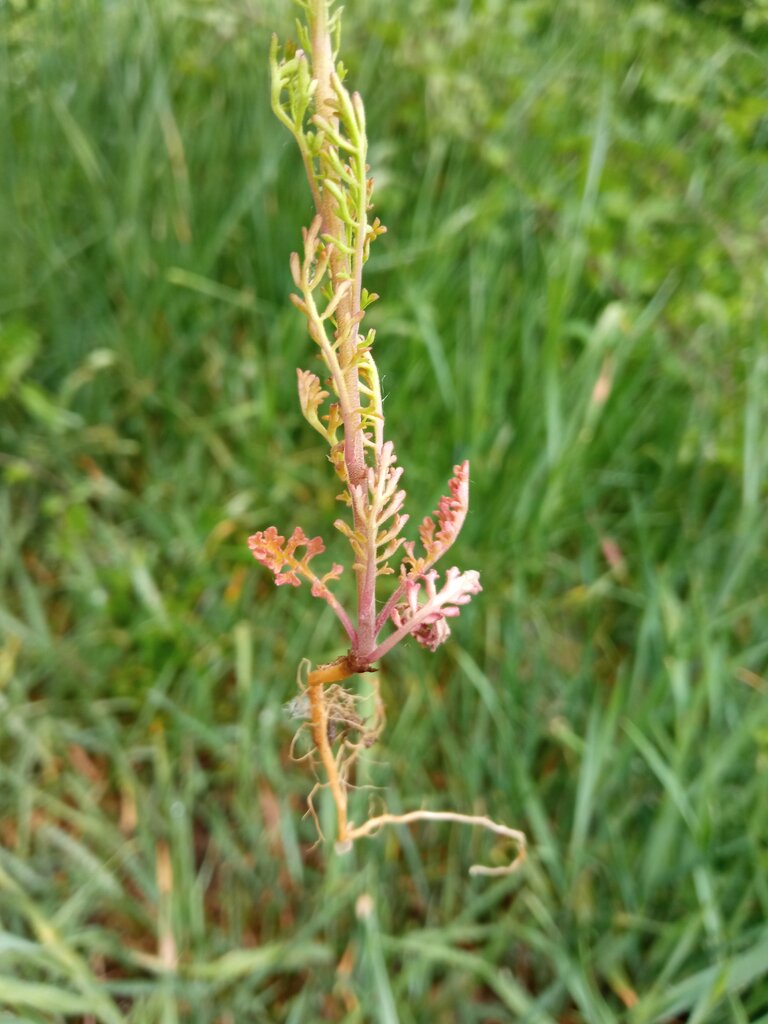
342,810,527,877
304,781,325,846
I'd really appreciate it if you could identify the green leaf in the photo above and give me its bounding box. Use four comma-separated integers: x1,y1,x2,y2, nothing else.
0,320,39,398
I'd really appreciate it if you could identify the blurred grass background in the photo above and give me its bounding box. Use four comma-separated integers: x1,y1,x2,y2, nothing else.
2,0,768,1020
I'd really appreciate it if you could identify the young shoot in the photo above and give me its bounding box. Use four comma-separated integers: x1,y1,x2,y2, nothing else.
254,0,525,876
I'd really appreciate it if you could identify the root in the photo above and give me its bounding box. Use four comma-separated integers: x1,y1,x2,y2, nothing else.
306,659,350,841
294,655,381,846
289,658,525,877
344,810,527,877
304,781,325,846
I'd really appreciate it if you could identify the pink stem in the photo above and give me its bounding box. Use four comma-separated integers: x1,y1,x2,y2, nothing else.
364,600,441,664
374,582,406,636
326,596,358,645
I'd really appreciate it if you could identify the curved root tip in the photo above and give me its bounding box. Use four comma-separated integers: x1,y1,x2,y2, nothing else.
468,849,526,877
335,838,354,855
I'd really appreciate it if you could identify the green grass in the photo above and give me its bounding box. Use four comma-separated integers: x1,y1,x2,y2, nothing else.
1,0,768,1020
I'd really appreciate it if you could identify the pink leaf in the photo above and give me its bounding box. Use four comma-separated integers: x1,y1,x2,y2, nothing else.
248,527,287,575
388,566,482,653
275,570,301,587
247,525,326,584
311,562,344,598
248,526,355,643
406,461,470,572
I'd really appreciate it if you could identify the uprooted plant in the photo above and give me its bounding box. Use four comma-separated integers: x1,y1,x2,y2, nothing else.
253,0,525,875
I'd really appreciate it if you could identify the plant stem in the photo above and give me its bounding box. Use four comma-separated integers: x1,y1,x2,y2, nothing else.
310,1,364,485
309,0,377,653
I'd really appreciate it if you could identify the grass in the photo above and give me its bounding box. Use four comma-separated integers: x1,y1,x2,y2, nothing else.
1,0,768,1020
